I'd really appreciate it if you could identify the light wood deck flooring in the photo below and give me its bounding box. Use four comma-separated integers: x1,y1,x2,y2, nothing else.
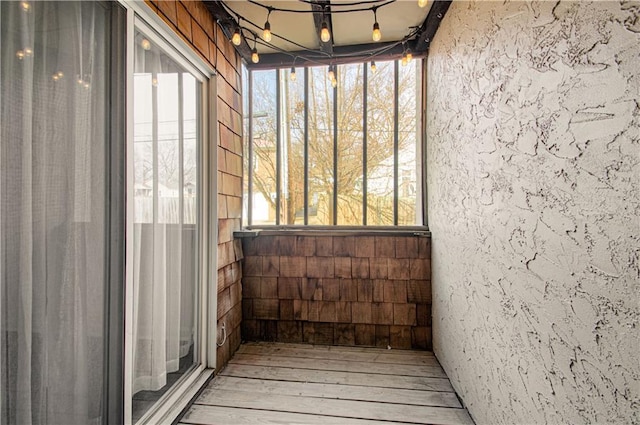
179,342,473,425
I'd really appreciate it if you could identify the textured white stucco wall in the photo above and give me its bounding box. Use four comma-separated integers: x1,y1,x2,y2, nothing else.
427,1,639,424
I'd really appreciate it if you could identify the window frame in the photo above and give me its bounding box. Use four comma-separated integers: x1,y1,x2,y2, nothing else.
119,2,218,425
243,59,426,228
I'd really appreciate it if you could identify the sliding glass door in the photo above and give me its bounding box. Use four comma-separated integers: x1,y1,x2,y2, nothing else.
1,3,213,424
1,1,125,423
128,19,208,424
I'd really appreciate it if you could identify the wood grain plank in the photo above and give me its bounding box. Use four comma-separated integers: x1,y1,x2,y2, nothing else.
220,364,454,392
229,353,447,378
194,390,474,425
237,343,440,366
242,341,434,357
181,405,403,425
205,376,462,408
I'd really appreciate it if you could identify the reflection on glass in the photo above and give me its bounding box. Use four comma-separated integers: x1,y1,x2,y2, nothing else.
131,28,200,423
1,2,110,423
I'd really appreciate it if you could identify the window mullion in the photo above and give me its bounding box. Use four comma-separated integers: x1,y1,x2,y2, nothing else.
332,66,338,226
362,66,368,226
393,60,399,226
304,67,309,225
276,69,282,225
248,70,254,226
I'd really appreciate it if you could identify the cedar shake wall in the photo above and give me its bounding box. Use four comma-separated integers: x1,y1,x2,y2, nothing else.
146,0,244,369
241,235,432,350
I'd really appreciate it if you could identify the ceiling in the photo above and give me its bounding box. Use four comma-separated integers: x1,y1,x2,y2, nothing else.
204,0,452,69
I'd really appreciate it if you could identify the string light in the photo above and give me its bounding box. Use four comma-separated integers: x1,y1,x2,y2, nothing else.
52,71,64,81
16,50,25,60
262,13,272,42
331,78,337,88
372,8,381,42
251,38,259,63
21,1,30,12
290,67,296,82
328,65,335,82
24,47,33,57
222,2,427,66
141,39,151,50
320,21,331,43
372,22,381,42
231,27,242,46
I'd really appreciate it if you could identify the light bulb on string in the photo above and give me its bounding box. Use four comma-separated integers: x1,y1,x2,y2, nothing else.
406,50,413,62
418,0,428,8
24,47,33,57
370,61,377,73
141,39,151,50
328,65,335,82
21,2,30,12
320,21,331,43
372,8,381,42
251,37,259,64
263,20,272,42
331,78,337,88
401,52,408,66
232,27,242,46
372,22,381,42
16,50,25,60
290,67,296,82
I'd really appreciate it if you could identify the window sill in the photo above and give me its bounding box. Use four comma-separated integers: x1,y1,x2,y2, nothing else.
234,225,430,238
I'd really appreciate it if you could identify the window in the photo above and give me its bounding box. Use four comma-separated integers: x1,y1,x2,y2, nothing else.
242,59,423,226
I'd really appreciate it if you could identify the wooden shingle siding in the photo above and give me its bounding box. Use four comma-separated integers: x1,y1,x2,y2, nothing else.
241,234,432,349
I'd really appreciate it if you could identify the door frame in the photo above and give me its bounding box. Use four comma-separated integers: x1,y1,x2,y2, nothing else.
120,2,218,424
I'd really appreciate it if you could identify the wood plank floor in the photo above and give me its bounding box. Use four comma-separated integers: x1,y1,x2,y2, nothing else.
179,342,473,425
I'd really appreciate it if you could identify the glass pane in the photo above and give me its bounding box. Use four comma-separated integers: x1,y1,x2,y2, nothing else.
251,70,277,225
131,27,200,422
282,68,306,224
366,60,395,225
398,60,420,225
336,63,364,225
1,1,111,423
308,66,334,225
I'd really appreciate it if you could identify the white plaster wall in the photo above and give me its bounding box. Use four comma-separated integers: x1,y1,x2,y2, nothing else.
427,1,639,424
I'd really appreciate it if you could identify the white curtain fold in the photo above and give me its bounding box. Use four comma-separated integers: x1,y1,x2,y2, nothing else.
1,2,108,424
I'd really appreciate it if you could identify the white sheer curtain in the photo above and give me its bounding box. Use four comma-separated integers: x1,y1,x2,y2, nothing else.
1,2,109,424
131,31,197,395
